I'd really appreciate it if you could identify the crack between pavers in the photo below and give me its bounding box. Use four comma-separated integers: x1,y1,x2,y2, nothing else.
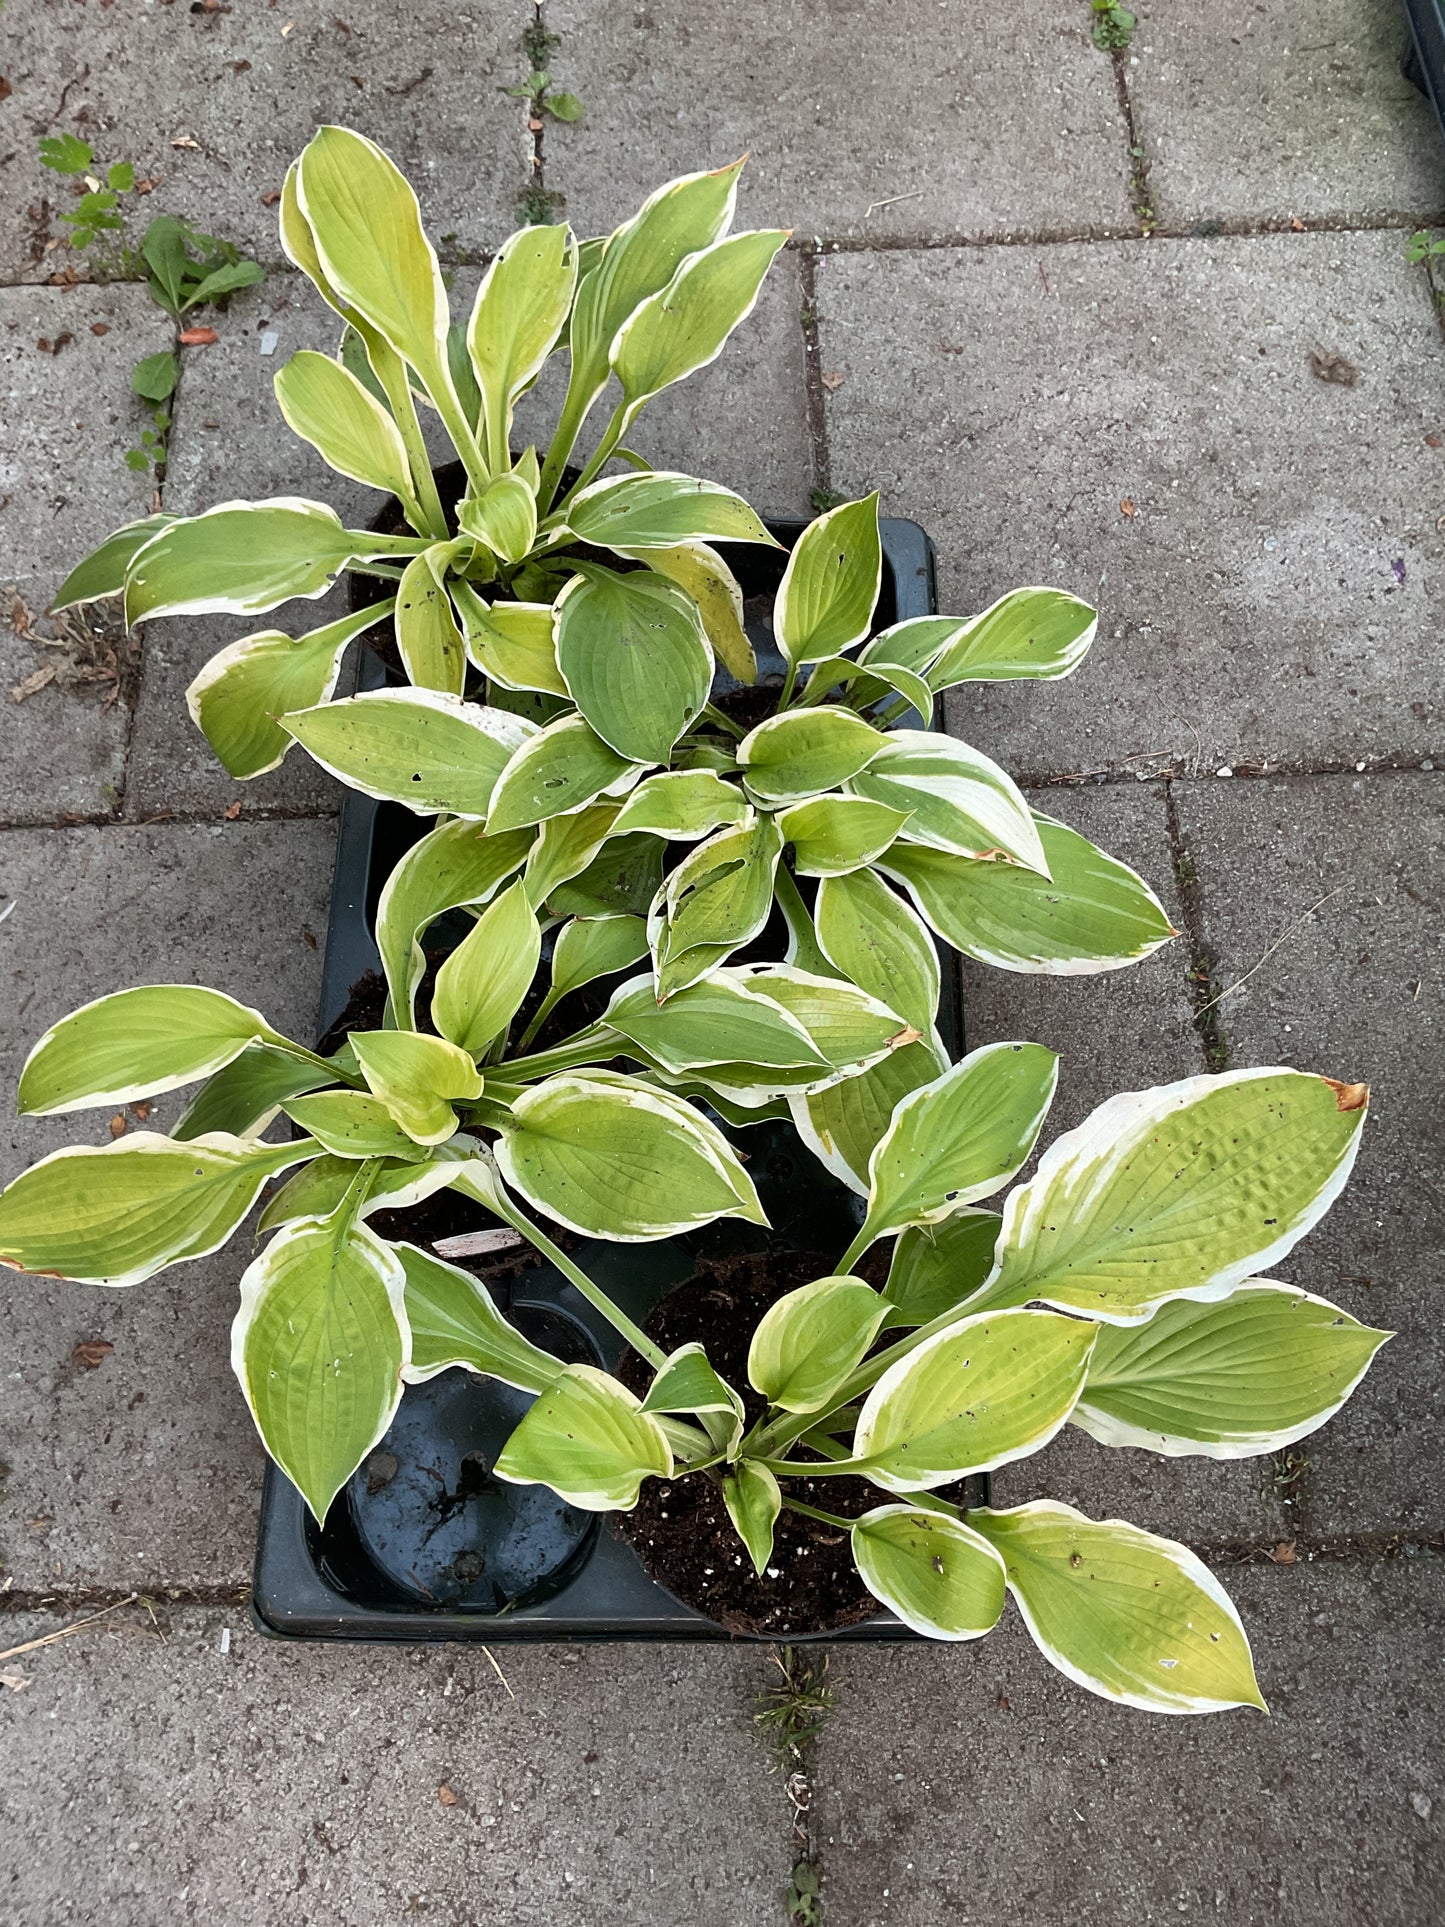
0,1583,252,1618
1102,19,1156,239
0,804,340,834
796,249,832,505
1163,778,1231,1075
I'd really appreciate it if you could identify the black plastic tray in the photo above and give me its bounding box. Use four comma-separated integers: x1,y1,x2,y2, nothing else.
252,514,978,1643
1404,2,1445,141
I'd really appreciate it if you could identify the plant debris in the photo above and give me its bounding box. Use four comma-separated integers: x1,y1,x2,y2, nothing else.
1309,347,1359,387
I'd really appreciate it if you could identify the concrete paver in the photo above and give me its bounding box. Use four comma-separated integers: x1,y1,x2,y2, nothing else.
1175,771,1445,1539
543,0,1134,243
0,1610,783,1927
817,1558,1445,1927
1133,0,1445,227
818,227,1445,775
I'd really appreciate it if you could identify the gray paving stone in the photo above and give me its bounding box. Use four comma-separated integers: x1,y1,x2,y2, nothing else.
1175,771,1445,1539
0,822,333,1589
815,1557,1445,1927
542,0,1134,243
0,284,170,823
1132,0,1445,227
0,1608,783,1927
817,228,1445,775
0,0,531,280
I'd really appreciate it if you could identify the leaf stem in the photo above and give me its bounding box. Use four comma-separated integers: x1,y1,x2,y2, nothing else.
501,1024,618,1082
701,702,746,741
779,659,800,708
837,1222,876,1275
781,1496,857,1532
515,987,564,1055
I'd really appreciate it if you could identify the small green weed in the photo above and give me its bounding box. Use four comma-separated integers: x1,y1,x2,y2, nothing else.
1092,1,1137,52
1406,229,1445,266
784,1859,823,1926
754,1646,835,1769
808,488,849,514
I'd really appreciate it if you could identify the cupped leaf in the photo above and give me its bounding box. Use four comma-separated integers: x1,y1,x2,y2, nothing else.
850,731,1048,874
651,814,784,990
604,971,825,1076
259,1148,466,1236
779,795,911,877
350,1030,484,1145
983,1068,1369,1324
724,1463,782,1577
394,551,467,696
773,494,882,666
794,653,933,725
732,964,907,1077
495,1071,766,1241
858,615,970,679
460,472,538,564
231,1203,408,1525
618,540,755,684
376,820,534,1025
398,1242,564,1392
814,866,941,1040
280,688,533,818
124,500,381,624
523,805,623,906
884,1211,1004,1329
554,567,712,765
494,1363,674,1509
51,514,176,611
926,587,1098,688
285,1090,430,1161
1071,1282,1390,1456
883,815,1176,975
550,916,651,1002
972,1502,1266,1714
610,770,750,841
854,1308,1097,1491
467,222,577,468
0,1133,314,1288
563,471,776,551
186,601,388,780
737,706,887,806
173,1044,335,1142
274,348,414,499
748,1274,888,1413
456,591,567,696
851,1507,1007,1640
551,830,665,919
486,712,641,832
641,1341,745,1443
432,876,540,1056
790,1037,946,1197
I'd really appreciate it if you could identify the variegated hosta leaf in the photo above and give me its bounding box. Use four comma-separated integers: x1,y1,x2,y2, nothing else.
973,1502,1266,1714
851,1507,1007,1640
650,814,783,996
790,1036,946,1196
494,1364,674,1510
186,601,388,780
549,916,651,1002
925,587,1098,688
855,1308,1097,1491
982,1068,1369,1324
398,1242,565,1392
523,805,622,906
603,972,827,1077
285,1090,430,1162
814,865,941,1039
551,830,665,920
614,540,756,685
231,1204,409,1525
17,984,287,1115
460,472,538,564
349,1030,484,1145
376,819,534,1025
641,1341,745,1422
554,568,712,766
495,1071,766,1241
1071,1282,1391,1456
124,499,386,625
779,795,911,877
793,653,933,724
0,1132,315,1288
431,876,540,1056
466,222,578,469
747,1274,888,1413
773,494,883,666
173,1044,335,1142
882,814,1175,975
724,1462,782,1576
849,731,1048,874
858,1044,1059,1246
609,770,750,841
562,471,776,552
884,1210,1003,1328
259,1147,468,1236
859,615,976,679
281,689,534,818
456,593,568,696
273,348,414,500
733,963,906,1072
52,512,176,611
394,550,467,695
487,713,642,833
736,707,887,806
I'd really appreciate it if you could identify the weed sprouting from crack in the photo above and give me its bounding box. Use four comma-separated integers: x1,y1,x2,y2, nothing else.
755,1647,834,1922
508,7,582,225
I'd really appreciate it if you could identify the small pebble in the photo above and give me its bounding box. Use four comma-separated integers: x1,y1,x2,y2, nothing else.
1216,766,1234,778
1411,1792,1432,1820
259,329,279,355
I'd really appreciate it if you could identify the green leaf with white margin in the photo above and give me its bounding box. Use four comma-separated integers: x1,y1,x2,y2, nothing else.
604,971,825,1076
748,1274,888,1413
793,653,933,725
850,731,1048,875
859,1043,1059,1246
550,830,665,919
273,349,414,499
562,471,777,551
17,984,290,1115
858,616,970,679
231,1199,408,1525
467,222,577,469
724,1462,781,1576
617,540,756,685
773,494,882,667
641,1341,746,1453
432,877,540,1056
486,712,642,833
523,804,623,907
651,814,783,992
884,1211,1003,1328
814,866,940,1040
851,1507,1007,1641
186,600,391,780
925,587,1098,688
853,1308,1097,1491
280,688,533,818
550,916,651,1002
1071,1281,1391,1458
454,589,567,696
790,1037,946,1196
394,550,467,695
376,819,534,1025
736,706,887,806
610,770,750,841
495,1364,674,1510
610,229,790,429
495,1070,767,1241
124,500,388,625
459,473,538,564
779,795,911,878
980,1067,1369,1325
350,1030,484,1145
284,1091,430,1161
882,814,1176,975
173,1044,336,1142
731,964,907,1078
0,1132,315,1288
259,1148,469,1237
397,1242,565,1392
972,1502,1266,1713
554,567,712,765
52,513,176,611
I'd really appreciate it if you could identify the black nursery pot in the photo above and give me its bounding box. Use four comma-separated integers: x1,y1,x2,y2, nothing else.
252,501,982,1645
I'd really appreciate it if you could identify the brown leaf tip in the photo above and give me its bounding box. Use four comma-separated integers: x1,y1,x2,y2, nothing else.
1324,1078,1369,1113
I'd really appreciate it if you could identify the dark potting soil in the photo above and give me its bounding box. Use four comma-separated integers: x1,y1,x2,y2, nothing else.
612,1249,911,1638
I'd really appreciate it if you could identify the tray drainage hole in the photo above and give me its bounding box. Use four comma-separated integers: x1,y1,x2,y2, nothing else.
365,1450,399,1495
456,1449,491,1499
